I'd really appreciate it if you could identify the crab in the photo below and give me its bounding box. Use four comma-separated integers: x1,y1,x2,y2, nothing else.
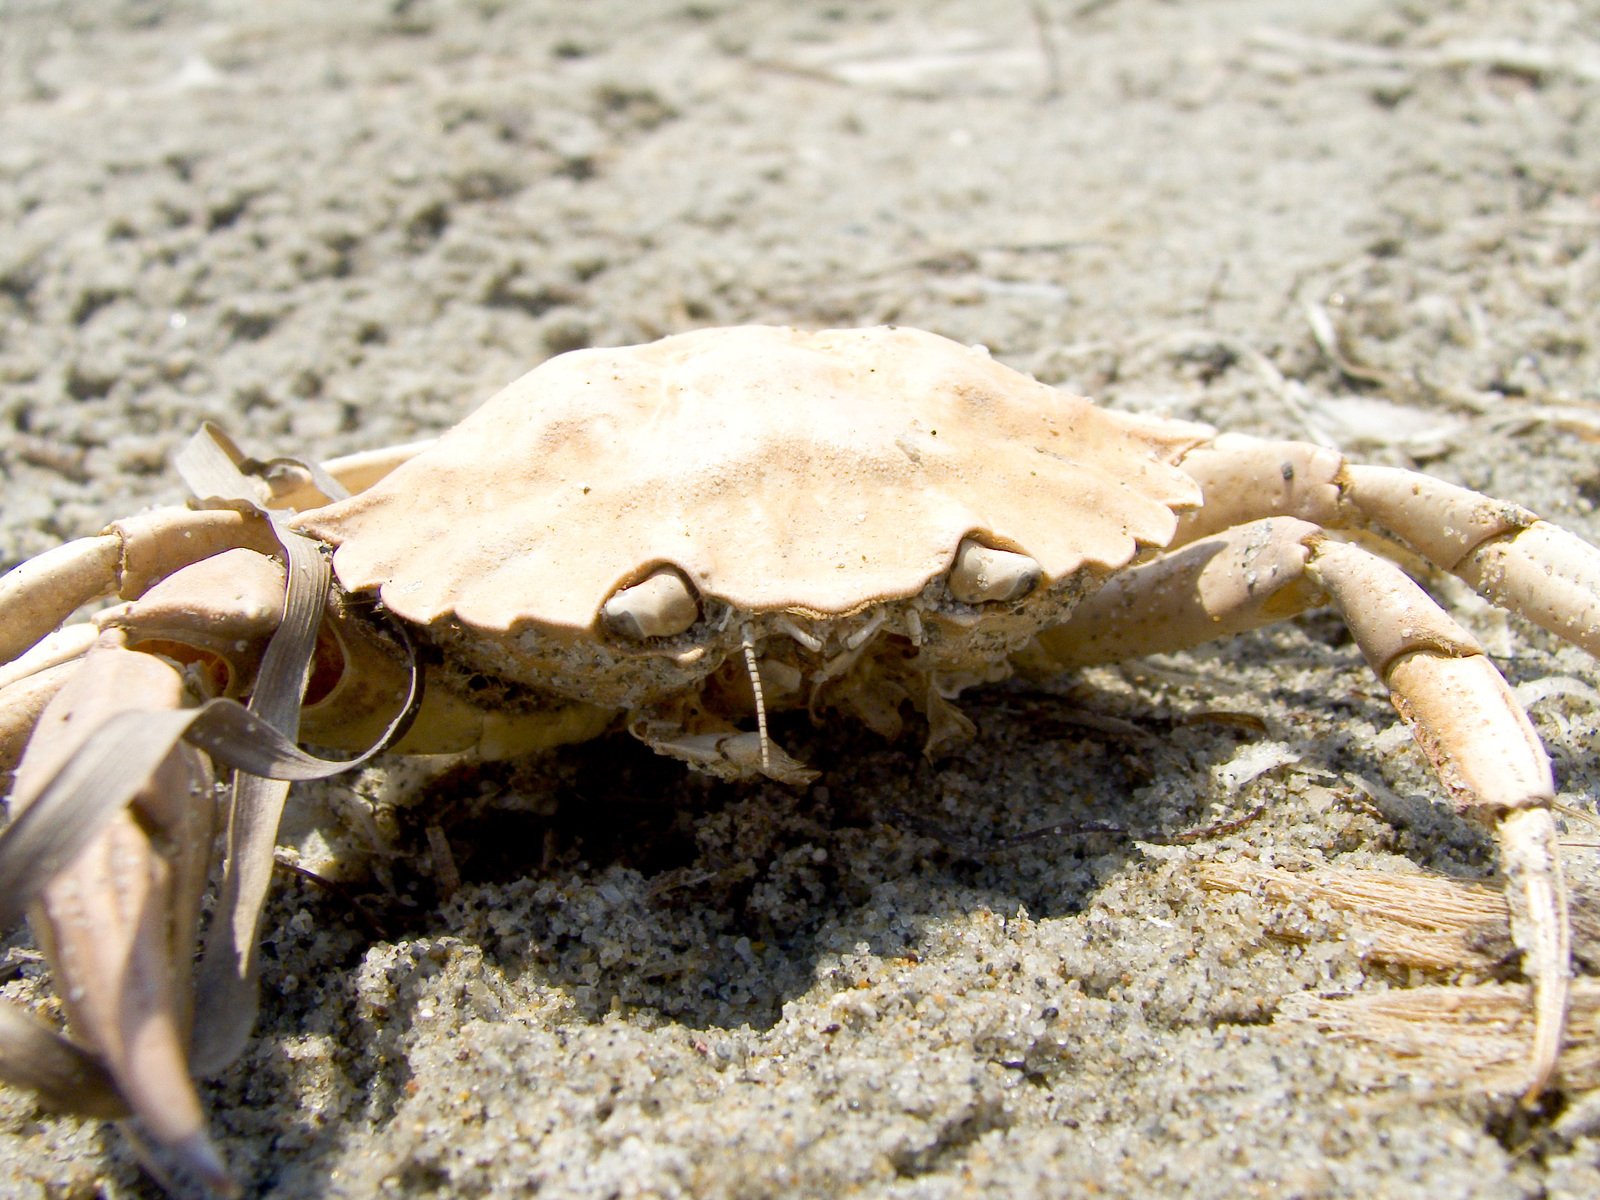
1,324,1597,1192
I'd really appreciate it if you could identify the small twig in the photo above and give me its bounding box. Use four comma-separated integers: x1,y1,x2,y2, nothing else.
272,853,397,939
1303,298,1405,393
1000,801,1270,848
1027,2,1063,99
425,824,461,902
9,437,92,484
889,801,1269,855
1250,28,1600,86
1174,709,1270,733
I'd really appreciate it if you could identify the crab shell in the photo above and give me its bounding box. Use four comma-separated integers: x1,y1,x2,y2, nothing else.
297,326,1211,718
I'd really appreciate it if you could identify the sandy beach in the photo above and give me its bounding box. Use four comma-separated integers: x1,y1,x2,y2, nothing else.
2,2,1598,1196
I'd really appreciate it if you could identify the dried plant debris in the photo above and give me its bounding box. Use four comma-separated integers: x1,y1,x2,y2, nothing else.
1201,859,1600,1092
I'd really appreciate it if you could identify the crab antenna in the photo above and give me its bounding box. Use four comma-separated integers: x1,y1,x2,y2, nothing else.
741,624,771,775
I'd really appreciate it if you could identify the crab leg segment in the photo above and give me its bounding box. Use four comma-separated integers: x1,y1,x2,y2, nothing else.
1340,465,1600,659
1305,540,1568,1107
1307,538,1569,1100
0,537,120,666
4,630,229,1191
0,625,97,778
0,507,278,666
1169,437,1349,544
1172,435,1600,658
265,437,436,511
1029,518,1324,669
1036,517,1570,1097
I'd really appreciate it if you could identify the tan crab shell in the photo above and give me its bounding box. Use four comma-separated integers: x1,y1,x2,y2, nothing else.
302,326,1208,636
301,324,1216,725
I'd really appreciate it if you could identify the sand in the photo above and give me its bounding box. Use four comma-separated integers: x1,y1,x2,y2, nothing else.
1,1,1598,1196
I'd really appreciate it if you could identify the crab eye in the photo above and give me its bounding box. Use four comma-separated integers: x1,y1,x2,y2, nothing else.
947,537,1040,604
601,567,701,640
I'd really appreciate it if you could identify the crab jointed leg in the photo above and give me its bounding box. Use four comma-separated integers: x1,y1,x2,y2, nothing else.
1034,427,1600,1097
1311,536,1570,1100
1170,434,1600,657
1176,435,1598,1094
0,432,438,673
0,458,611,1191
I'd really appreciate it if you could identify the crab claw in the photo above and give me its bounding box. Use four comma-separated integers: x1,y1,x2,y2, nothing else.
4,632,232,1194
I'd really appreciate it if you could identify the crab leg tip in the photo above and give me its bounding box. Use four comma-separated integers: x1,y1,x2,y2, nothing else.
1497,806,1570,1103
165,1131,238,1198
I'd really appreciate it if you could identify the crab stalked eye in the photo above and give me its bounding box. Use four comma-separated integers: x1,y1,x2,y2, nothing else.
947,537,1040,604
601,567,701,640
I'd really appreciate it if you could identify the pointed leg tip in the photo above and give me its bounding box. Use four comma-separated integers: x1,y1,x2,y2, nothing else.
170,1130,239,1198
1497,806,1571,1106
1518,956,1568,1106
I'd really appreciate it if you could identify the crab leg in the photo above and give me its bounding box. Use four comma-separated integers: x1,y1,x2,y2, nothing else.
0,507,279,666
3,520,606,1114
0,625,96,777
1034,517,1570,1098
264,437,436,511
0,543,615,795
1028,518,1325,669
1306,537,1569,1100
0,542,296,781
1340,465,1600,658
1171,434,1600,658
0,437,438,671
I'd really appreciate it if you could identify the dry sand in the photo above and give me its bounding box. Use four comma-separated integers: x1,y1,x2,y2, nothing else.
2,1,1599,1196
